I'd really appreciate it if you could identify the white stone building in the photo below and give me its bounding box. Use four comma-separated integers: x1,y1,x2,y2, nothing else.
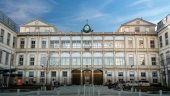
15,18,160,85
0,11,18,86
157,14,170,87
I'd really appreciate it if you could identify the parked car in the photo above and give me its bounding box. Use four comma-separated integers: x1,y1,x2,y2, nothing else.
139,80,150,86
125,81,139,87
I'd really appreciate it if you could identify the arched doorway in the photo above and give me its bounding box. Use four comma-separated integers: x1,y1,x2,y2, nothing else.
93,70,103,85
83,70,92,84
72,70,81,85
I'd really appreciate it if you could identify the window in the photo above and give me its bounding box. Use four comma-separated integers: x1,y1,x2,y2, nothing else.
61,40,70,48
103,41,113,48
83,40,92,48
13,37,16,48
50,40,59,48
31,38,36,48
19,55,24,66
166,51,170,65
159,36,162,48
165,32,169,45
115,53,125,65
145,28,149,32
128,55,134,65
72,57,81,65
51,71,56,77
29,71,34,77
93,41,102,48
35,27,39,32
139,40,144,48
104,57,113,65
128,39,133,48
0,29,4,43
0,51,2,63
41,39,46,48
83,57,92,65
130,71,135,77
30,55,35,65
63,71,67,77
61,57,70,65
72,40,81,48
150,40,155,48
40,71,45,77
20,38,25,48
5,52,9,65
135,27,140,32
7,33,11,46
139,55,145,65
152,72,157,77
40,54,46,65
94,57,102,65
141,72,146,77
118,72,123,76
115,41,124,48
151,57,156,65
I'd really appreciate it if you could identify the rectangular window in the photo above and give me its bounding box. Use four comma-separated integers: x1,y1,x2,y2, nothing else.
72,57,80,65
135,27,140,32
130,71,135,77
61,57,70,65
31,38,35,48
165,32,169,45
51,71,56,77
40,71,45,77
0,51,2,63
166,51,170,65
50,40,59,48
41,39,46,48
128,39,133,48
93,41,102,48
20,38,25,48
83,40,92,48
128,55,134,65
0,29,4,43
103,41,113,48
104,57,113,65
40,54,46,65
63,71,67,77
152,72,157,77
115,41,124,48
61,40,70,48
13,37,16,48
150,40,155,48
118,72,123,76
5,52,9,65
83,57,92,65
19,55,24,66
159,36,162,48
94,57,102,65
151,57,156,65
139,55,145,65
139,40,144,48
29,71,34,77
141,72,146,77
7,33,11,46
72,40,81,48
30,55,35,65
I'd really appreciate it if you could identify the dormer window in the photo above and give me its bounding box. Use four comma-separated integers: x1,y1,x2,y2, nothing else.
135,27,140,32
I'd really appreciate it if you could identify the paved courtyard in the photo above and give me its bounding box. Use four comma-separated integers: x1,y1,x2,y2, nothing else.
0,85,169,96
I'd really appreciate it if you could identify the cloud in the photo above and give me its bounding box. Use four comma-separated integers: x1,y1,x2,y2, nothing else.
0,0,53,24
128,0,154,7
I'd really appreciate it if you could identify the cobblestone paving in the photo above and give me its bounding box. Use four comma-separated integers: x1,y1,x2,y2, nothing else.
0,85,169,96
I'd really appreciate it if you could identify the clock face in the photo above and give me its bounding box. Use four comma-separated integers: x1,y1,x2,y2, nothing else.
84,25,90,31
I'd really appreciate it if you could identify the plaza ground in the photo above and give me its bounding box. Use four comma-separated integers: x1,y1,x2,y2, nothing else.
0,85,170,96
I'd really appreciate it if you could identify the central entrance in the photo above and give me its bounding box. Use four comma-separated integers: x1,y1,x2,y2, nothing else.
83,70,92,84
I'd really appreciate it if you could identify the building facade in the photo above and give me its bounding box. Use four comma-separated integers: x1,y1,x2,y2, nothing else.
15,18,160,85
0,11,18,86
157,14,170,87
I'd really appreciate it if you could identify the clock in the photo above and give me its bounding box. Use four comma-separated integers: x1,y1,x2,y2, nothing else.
84,25,90,31
81,22,93,33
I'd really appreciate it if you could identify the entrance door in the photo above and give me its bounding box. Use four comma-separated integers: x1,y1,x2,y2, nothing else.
83,70,92,84
93,70,103,85
72,70,81,85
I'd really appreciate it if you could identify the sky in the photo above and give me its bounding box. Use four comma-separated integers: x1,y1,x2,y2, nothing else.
0,0,170,32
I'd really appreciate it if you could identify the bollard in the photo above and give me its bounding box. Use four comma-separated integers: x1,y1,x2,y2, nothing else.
98,89,100,96
138,90,141,96
78,89,80,96
57,90,60,96
159,90,162,96
84,85,86,96
17,89,20,96
118,91,121,96
37,90,40,96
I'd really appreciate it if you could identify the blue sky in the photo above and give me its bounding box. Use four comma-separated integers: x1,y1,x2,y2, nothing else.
0,0,170,32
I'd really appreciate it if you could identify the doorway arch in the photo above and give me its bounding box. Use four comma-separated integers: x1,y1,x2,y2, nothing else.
83,70,92,84
93,70,103,85
72,70,81,85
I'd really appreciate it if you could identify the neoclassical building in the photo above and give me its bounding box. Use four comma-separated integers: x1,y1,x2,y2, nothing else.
0,11,163,86
157,14,170,87
14,18,160,85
